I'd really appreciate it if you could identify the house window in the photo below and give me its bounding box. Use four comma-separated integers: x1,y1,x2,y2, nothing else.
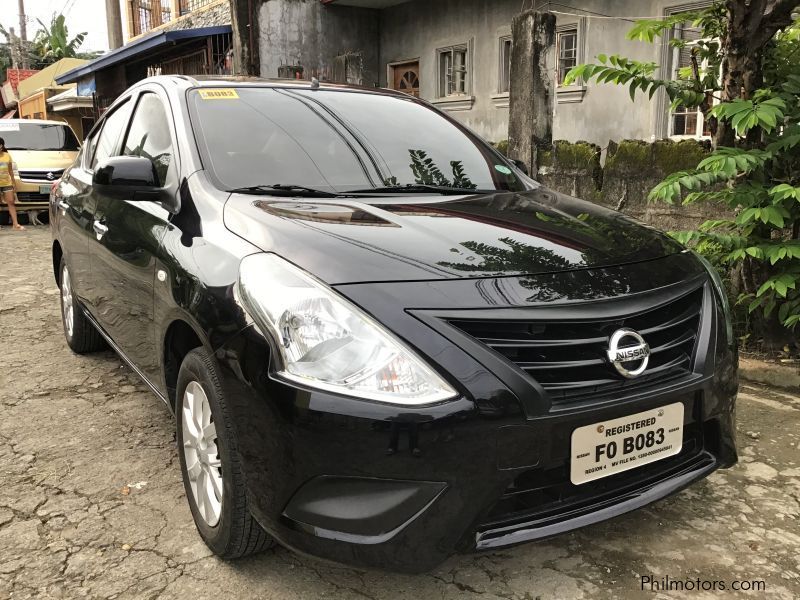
499,36,513,93
555,19,586,103
179,0,215,15
668,20,715,138
129,0,153,36
671,95,714,136
438,45,469,97
159,0,172,24
556,28,578,85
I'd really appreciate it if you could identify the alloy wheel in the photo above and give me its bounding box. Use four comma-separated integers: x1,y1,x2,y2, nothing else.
61,265,74,339
182,381,223,526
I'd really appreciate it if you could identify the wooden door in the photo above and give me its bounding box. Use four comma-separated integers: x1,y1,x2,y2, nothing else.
392,62,420,97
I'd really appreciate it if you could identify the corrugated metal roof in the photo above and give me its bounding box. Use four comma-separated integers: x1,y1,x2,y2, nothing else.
55,26,233,85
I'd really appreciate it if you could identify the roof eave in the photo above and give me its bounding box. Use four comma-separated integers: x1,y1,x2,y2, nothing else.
55,25,233,85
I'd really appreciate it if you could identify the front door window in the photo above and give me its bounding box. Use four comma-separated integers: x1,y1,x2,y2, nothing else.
122,93,176,187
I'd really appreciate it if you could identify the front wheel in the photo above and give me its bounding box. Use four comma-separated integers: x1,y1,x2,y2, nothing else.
176,348,274,559
59,258,105,354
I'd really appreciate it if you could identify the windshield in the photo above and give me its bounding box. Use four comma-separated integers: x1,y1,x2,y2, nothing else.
0,122,79,151
188,87,529,194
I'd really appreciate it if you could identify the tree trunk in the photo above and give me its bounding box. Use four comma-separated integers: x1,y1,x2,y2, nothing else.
713,1,799,353
715,1,766,147
719,49,765,147
715,0,799,146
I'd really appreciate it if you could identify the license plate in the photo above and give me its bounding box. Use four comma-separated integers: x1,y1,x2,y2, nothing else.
570,402,684,485
39,184,52,195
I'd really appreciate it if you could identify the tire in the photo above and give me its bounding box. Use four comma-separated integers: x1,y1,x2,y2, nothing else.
176,348,274,559
59,258,105,354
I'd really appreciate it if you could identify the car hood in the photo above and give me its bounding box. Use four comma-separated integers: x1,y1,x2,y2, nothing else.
8,150,78,169
223,187,684,285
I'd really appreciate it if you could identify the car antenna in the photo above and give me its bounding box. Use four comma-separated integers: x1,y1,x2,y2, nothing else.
310,77,320,90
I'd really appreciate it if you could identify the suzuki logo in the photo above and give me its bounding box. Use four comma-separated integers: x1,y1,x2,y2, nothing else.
46,172,55,180
606,328,650,378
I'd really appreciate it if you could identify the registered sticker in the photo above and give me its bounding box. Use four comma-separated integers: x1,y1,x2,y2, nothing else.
198,89,239,100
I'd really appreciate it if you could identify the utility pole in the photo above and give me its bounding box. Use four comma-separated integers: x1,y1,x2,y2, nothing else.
508,11,556,177
9,27,19,70
106,0,124,50
17,0,28,69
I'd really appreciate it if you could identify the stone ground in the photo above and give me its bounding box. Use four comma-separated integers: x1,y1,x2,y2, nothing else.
1,227,799,600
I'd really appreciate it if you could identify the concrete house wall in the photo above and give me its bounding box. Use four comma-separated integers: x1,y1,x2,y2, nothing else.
378,0,516,142
378,0,692,145
258,0,380,85
251,0,708,146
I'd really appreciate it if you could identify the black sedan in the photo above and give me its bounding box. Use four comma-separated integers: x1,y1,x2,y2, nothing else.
50,76,737,573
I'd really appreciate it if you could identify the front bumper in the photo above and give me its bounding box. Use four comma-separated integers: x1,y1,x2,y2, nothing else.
1,178,53,211
214,253,737,572
215,340,736,573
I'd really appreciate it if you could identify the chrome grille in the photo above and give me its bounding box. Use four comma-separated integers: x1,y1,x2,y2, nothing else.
18,169,63,182
448,287,704,406
15,192,49,202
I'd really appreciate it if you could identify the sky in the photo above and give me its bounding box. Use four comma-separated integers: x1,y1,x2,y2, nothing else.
0,0,124,54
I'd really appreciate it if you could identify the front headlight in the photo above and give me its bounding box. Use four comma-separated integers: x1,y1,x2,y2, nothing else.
237,253,458,405
694,252,734,346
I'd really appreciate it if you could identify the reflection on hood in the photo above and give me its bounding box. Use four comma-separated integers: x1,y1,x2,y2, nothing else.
254,201,399,227
225,187,684,285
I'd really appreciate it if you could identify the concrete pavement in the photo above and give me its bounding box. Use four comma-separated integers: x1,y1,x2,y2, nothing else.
1,228,798,599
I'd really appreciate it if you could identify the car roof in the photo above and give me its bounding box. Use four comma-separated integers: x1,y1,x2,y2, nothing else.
2,118,73,126
131,74,410,98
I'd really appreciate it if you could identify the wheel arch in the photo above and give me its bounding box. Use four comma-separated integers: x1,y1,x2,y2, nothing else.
163,318,208,412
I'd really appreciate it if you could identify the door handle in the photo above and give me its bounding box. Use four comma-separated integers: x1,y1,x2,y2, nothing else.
93,220,109,238
57,200,69,211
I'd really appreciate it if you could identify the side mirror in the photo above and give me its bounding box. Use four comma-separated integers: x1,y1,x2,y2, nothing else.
93,156,174,208
511,159,529,176
94,155,158,188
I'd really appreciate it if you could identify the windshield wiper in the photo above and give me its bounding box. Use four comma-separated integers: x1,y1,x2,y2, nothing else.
346,184,494,196
228,184,340,198
228,183,496,198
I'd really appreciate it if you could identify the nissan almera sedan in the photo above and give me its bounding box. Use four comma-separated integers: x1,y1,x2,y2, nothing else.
50,76,737,573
